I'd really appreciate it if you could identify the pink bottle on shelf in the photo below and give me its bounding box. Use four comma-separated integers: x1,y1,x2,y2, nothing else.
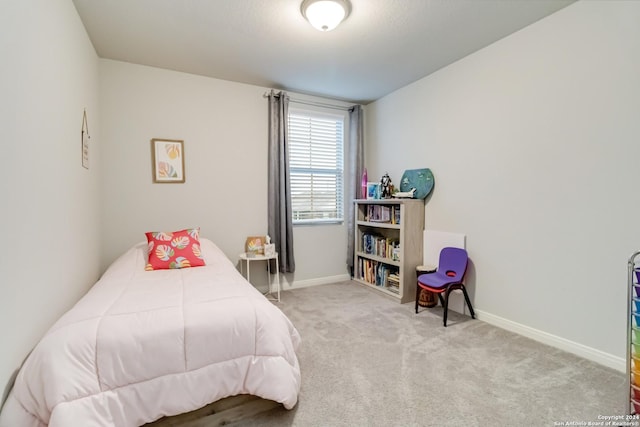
361,168,368,199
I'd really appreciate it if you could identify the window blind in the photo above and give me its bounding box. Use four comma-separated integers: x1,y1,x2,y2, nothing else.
288,111,344,223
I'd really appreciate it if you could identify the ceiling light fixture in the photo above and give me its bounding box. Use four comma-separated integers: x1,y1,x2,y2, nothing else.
301,0,350,32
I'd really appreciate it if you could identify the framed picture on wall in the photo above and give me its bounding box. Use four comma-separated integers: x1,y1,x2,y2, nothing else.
81,109,90,169
151,138,185,183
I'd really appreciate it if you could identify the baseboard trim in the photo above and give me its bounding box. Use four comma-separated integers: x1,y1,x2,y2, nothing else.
476,309,626,373
282,274,351,290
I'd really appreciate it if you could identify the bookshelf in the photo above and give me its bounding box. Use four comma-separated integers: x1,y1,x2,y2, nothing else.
354,199,424,303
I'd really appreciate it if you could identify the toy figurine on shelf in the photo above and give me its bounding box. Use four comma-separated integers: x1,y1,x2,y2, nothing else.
379,172,393,199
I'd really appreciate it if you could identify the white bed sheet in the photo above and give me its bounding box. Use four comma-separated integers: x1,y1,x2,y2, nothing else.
0,238,301,427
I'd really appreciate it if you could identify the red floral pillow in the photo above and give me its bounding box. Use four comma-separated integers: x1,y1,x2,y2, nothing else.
145,228,205,271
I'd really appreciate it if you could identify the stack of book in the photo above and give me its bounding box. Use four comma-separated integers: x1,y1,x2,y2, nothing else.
386,274,400,294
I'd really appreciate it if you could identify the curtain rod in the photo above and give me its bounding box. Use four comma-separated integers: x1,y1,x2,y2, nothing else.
263,91,354,111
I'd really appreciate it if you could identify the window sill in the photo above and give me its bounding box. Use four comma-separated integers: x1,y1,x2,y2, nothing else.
293,219,344,227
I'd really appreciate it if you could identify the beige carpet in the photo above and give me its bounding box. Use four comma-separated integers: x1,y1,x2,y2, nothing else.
231,281,626,426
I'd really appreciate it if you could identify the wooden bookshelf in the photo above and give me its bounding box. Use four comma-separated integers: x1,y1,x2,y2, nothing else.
354,199,424,303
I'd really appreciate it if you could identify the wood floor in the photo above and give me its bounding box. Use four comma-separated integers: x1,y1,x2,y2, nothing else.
145,395,281,427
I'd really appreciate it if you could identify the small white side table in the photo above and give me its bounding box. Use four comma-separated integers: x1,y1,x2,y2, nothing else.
239,252,280,302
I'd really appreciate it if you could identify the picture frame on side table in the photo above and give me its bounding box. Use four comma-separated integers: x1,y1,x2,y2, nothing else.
245,236,265,256
151,138,185,183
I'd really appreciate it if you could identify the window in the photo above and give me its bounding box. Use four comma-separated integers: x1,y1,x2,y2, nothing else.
288,108,345,224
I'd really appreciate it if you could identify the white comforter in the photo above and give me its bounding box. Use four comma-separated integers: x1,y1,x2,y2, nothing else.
0,239,301,427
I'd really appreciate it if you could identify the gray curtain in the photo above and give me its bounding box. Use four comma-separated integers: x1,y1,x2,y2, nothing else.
267,90,295,273
346,105,364,277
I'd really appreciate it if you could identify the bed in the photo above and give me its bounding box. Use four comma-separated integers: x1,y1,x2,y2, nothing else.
0,237,301,427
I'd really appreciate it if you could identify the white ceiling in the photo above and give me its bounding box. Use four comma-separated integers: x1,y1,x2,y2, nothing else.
72,0,575,104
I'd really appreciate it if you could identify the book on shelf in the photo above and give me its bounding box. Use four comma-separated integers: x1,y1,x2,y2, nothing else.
366,205,392,223
357,258,399,288
362,203,401,225
361,233,399,261
393,207,400,225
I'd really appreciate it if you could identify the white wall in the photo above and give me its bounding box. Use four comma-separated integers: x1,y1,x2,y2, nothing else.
365,0,640,370
99,60,350,290
0,0,101,394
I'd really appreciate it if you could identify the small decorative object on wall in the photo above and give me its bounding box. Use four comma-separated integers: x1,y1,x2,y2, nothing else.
379,172,393,199
366,182,380,200
396,168,434,199
245,236,265,256
151,138,185,183
81,109,90,169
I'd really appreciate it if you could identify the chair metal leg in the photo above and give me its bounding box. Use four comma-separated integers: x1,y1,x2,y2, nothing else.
417,283,473,328
443,288,453,327
461,285,476,319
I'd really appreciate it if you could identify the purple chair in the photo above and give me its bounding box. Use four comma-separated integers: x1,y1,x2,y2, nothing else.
415,247,475,326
